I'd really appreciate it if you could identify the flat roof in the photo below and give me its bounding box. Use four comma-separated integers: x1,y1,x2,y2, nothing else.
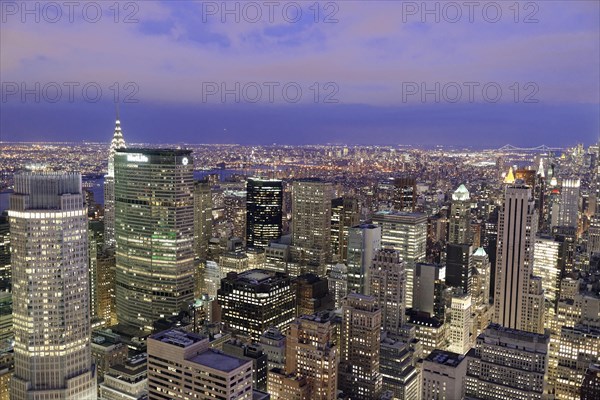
190,349,249,372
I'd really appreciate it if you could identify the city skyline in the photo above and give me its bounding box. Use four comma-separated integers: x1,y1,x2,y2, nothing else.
1,1,599,145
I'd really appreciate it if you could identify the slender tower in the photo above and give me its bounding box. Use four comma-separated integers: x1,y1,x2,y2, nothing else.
10,172,96,399
104,111,126,247
493,182,544,333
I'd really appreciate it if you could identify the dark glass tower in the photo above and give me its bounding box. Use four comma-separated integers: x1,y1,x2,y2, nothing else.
246,178,283,248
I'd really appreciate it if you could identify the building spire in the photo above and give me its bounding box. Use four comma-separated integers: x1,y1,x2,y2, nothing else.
107,108,127,177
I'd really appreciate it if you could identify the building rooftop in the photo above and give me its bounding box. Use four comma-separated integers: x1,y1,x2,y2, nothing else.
189,349,250,372
425,349,464,367
149,329,205,348
116,148,192,156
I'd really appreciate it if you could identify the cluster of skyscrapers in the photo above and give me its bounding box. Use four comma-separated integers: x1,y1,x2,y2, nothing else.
0,117,599,400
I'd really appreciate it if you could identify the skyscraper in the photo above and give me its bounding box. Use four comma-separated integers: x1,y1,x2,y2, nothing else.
217,269,296,341
394,177,417,212
285,311,339,400
370,249,406,334
330,196,359,263
448,293,473,355
9,172,96,399
347,224,381,295
448,184,471,245
493,183,544,334
372,211,427,308
104,116,126,247
246,178,283,248
292,179,333,273
115,149,195,332
445,243,472,294
556,178,580,229
194,180,213,261
339,294,382,400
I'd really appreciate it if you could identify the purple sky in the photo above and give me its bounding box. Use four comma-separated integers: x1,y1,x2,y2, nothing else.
1,1,599,146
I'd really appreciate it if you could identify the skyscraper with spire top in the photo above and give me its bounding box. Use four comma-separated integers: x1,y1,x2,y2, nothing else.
104,114,126,247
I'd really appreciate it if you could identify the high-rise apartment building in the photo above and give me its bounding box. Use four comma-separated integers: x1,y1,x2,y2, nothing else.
339,294,382,400
493,183,544,334
104,116,126,247
370,249,406,334
372,211,427,308
246,178,283,248
218,269,296,341
330,196,359,263
9,172,96,399
194,180,213,261
285,311,339,400
292,179,333,273
114,149,195,332
347,224,381,295
464,324,550,400
448,184,471,245
147,329,253,400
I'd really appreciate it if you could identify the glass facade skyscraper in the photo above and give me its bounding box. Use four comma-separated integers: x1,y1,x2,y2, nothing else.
246,178,283,248
9,172,96,399
114,149,195,332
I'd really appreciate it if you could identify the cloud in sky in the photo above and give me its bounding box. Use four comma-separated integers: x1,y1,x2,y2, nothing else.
0,0,598,144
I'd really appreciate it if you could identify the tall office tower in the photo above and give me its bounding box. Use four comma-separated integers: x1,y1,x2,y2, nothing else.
553,225,577,273
339,294,382,400
347,224,381,295
493,183,545,334
421,350,467,400
482,207,498,301
328,263,348,308
330,197,359,263
0,214,10,291
448,293,473,355
217,270,296,341
219,251,249,276
246,178,283,248
380,331,422,400
533,237,560,309
88,220,104,321
470,248,493,337
370,249,406,334
114,149,195,332
224,190,247,241
445,243,472,294
394,177,417,212
448,184,471,245
104,116,126,247
471,248,490,306
285,311,339,400
267,370,311,400
295,273,333,316
97,248,117,325
464,324,550,400
194,180,213,261
147,329,253,400
556,178,580,229
372,211,427,308
292,179,333,273
412,263,446,320
9,172,96,399
221,340,268,391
